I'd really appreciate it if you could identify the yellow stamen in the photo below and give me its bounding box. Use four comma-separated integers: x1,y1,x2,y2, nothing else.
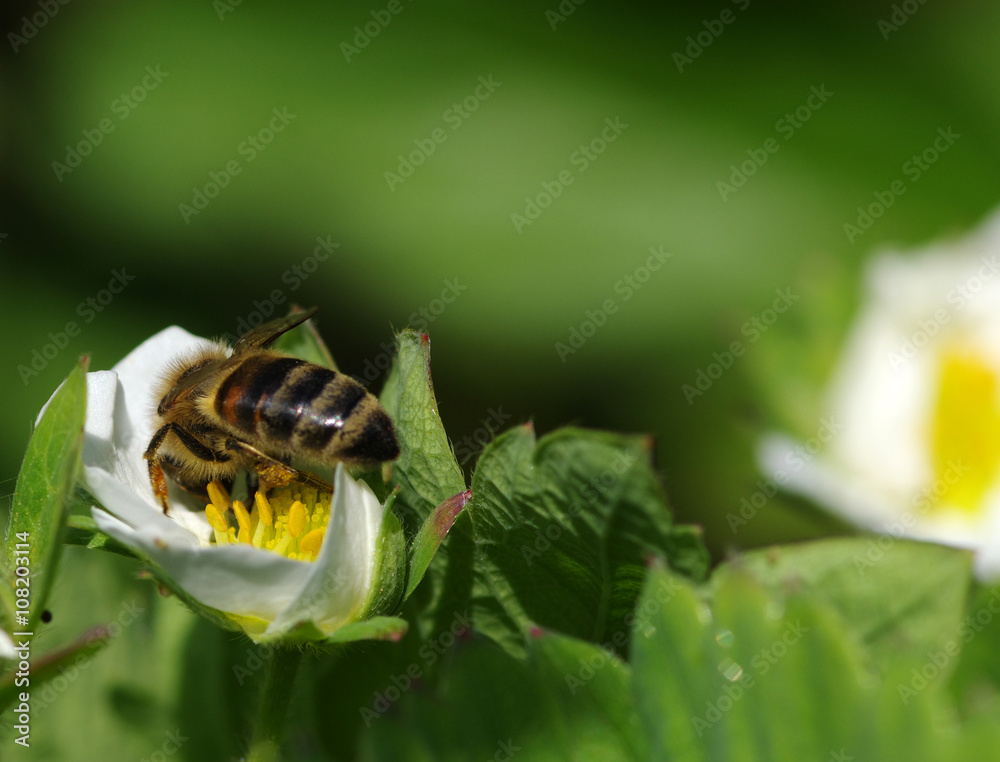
288,501,306,538
205,503,229,533
299,529,325,558
255,491,274,527
202,480,333,562
273,532,293,556
233,500,252,544
252,511,270,548
929,347,1000,513
207,481,230,510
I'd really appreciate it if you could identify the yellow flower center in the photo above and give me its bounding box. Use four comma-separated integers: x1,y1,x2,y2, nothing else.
203,480,330,562
928,348,1000,513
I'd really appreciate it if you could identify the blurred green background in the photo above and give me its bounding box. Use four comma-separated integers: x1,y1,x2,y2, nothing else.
1,0,999,755
4,0,999,555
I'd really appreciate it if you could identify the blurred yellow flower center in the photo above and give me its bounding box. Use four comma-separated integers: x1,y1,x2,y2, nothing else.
929,349,1000,513
202,481,330,562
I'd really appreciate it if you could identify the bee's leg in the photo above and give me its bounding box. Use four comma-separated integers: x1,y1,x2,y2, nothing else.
223,439,333,494
146,457,171,514
145,423,231,513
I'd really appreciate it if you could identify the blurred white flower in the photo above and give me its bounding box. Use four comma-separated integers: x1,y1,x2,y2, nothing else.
0,629,15,661
760,209,1000,577
69,327,396,642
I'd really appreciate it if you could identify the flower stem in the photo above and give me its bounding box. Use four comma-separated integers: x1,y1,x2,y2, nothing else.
246,646,304,762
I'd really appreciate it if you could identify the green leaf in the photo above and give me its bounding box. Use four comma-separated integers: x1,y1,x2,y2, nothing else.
405,489,472,599
715,537,972,676
631,562,948,761
527,629,647,761
3,357,88,634
946,581,1000,717
359,631,641,762
0,625,112,714
379,330,466,534
452,425,708,653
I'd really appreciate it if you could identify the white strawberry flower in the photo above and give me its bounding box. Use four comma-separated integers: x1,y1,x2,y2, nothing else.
68,327,405,642
759,209,1000,577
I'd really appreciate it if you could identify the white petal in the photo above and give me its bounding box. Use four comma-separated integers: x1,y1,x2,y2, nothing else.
265,464,385,637
0,629,16,661
93,506,315,624
86,466,199,548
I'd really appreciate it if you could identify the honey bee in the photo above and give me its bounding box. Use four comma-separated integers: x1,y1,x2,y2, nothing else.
144,307,399,512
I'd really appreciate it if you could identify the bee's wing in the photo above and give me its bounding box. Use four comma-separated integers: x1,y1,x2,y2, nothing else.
232,306,319,355
158,359,228,410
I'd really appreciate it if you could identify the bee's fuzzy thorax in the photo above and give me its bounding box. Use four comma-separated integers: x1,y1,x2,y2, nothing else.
151,343,230,418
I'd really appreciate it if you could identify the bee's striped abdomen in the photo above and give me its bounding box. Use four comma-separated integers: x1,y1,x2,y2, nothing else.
213,352,399,466
215,356,305,434
291,380,366,452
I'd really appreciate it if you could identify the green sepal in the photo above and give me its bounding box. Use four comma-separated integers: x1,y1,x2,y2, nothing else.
379,330,466,535
361,490,408,619
3,357,88,634
64,514,139,559
405,489,472,599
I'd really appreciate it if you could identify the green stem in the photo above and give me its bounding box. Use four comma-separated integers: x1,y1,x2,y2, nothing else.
246,646,304,762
